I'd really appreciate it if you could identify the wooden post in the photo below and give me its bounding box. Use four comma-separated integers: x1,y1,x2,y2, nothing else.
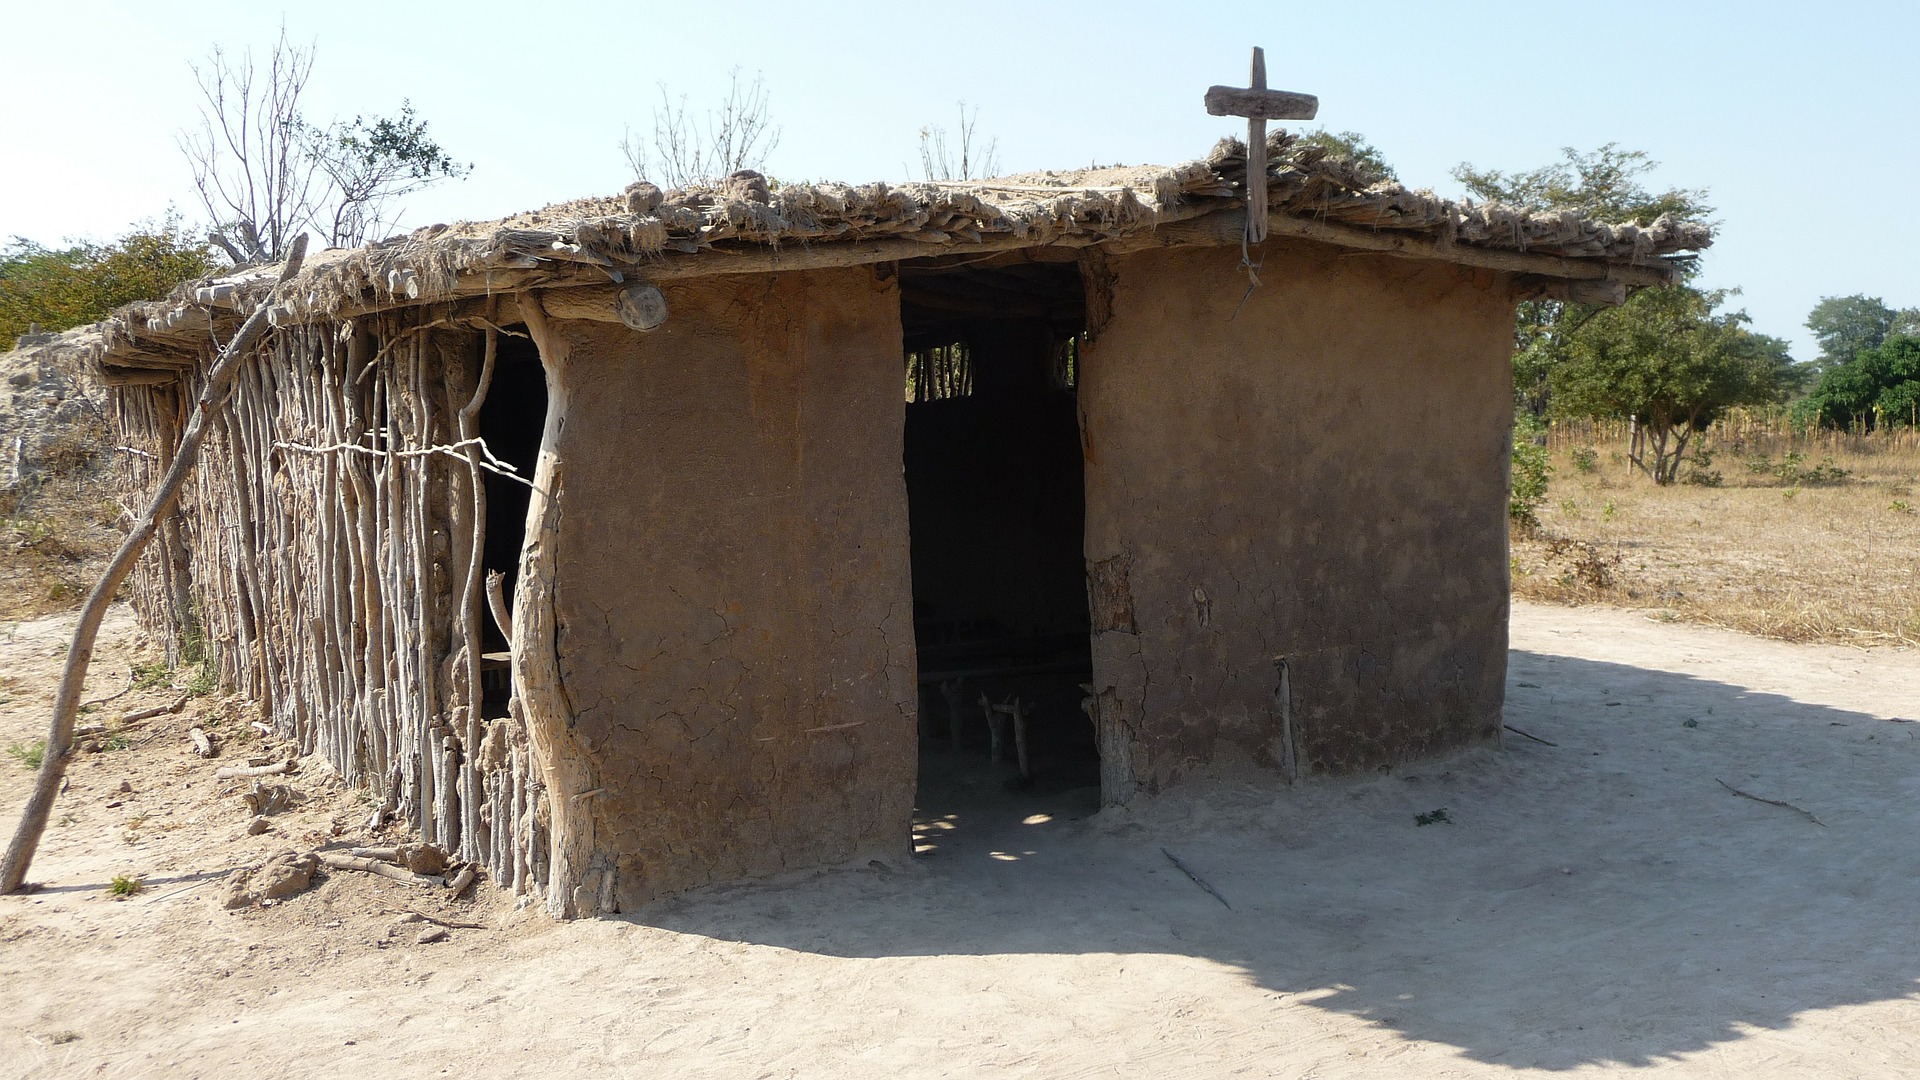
2,237,308,895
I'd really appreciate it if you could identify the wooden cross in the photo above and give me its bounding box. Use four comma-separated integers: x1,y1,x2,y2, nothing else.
1205,47,1318,244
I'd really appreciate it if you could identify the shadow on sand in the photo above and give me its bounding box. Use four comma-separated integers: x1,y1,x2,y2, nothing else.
635,649,1920,1071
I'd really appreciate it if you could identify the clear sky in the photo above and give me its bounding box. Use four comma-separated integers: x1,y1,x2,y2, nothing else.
3,0,1914,358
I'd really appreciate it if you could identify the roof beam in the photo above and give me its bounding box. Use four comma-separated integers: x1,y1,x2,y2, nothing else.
1113,208,1680,289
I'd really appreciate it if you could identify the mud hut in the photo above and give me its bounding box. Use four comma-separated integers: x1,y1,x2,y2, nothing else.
20,135,1706,915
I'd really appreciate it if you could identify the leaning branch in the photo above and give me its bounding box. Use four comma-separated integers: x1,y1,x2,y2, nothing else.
1,236,309,895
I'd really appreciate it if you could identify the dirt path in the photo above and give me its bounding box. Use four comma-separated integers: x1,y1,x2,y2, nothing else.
2,601,1916,1078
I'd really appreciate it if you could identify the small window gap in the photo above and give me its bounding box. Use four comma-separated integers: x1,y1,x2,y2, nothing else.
906,341,973,402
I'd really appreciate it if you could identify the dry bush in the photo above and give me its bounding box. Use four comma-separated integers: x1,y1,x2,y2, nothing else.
0,411,124,621
1515,420,1920,645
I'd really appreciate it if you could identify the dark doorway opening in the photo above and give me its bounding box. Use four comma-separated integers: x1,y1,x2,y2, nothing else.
475,329,546,716
901,252,1098,819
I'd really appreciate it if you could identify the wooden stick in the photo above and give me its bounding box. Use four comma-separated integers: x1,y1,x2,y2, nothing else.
188,727,215,758
1503,724,1559,747
446,863,478,898
484,571,514,642
316,851,444,886
382,906,487,929
1,235,308,895
987,699,1010,763
78,675,135,711
1716,778,1826,827
121,695,189,724
1010,698,1031,781
1162,848,1233,910
1244,47,1268,245
214,760,293,779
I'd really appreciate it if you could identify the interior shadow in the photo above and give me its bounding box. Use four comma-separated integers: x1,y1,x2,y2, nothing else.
901,253,1098,804
637,650,1920,1070
475,328,545,717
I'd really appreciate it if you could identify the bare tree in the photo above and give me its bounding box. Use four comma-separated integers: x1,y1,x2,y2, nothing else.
918,103,1000,182
180,29,323,263
182,31,468,263
620,70,782,188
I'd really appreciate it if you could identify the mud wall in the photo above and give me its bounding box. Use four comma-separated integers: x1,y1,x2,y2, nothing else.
1080,242,1514,798
544,266,917,909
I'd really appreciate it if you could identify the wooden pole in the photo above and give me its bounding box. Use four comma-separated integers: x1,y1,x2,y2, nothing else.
1244,47,1268,245
2,236,308,895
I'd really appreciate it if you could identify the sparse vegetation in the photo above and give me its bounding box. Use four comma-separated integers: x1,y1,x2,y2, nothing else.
1509,416,1553,529
1514,414,1920,644
7,740,46,770
131,660,172,691
108,874,142,897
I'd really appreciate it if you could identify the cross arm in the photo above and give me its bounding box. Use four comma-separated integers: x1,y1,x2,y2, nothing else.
1204,87,1319,121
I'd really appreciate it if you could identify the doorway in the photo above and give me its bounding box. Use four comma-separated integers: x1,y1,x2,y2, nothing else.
474,329,547,717
900,253,1099,818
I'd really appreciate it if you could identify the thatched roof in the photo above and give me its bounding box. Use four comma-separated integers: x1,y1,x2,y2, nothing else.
13,134,1711,382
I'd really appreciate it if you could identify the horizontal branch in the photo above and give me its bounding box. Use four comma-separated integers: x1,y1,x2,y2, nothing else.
271,436,535,489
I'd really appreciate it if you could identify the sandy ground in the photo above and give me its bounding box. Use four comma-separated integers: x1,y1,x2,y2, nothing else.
2,600,1917,1079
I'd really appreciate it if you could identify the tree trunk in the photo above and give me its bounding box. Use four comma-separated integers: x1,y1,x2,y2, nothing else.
1,237,307,894
512,294,611,917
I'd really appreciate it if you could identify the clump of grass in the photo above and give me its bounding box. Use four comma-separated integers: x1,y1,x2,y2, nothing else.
7,740,46,770
130,660,171,691
1415,808,1451,826
185,659,219,698
107,875,142,898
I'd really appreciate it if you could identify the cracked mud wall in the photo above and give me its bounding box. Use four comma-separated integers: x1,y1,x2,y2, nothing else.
543,266,916,909
1080,242,1513,797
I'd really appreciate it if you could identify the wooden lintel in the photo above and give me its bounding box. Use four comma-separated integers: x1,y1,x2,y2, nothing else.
1513,275,1631,306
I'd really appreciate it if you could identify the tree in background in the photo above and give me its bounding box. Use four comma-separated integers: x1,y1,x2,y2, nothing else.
917,103,1000,182
306,103,469,249
1295,128,1396,182
1798,334,1920,431
1454,145,1716,420
620,70,781,188
182,30,467,263
0,218,216,345
1803,294,1920,374
1551,287,1795,483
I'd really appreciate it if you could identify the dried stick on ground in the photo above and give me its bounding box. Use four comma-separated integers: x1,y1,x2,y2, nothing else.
0,237,308,895
214,760,294,780
316,851,444,887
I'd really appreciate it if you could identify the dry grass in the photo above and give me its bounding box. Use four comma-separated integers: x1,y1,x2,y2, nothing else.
1514,422,1920,646
0,415,125,621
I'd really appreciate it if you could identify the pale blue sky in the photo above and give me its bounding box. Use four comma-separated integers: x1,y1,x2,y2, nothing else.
3,0,1914,358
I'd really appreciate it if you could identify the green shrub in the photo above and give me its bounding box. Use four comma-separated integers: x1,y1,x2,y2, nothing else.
1510,421,1552,529
1683,448,1723,487
1570,446,1599,474
1798,458,1851,486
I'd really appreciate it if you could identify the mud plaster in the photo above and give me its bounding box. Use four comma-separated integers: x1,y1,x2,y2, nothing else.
545,267,916,910
1080,242,1514,796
